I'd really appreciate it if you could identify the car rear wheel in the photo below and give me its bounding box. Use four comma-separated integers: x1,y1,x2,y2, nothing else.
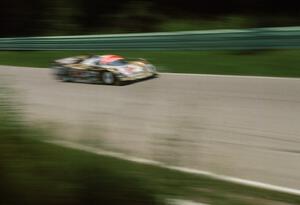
61,76,74,82
101,71,115,85
54,67,73,82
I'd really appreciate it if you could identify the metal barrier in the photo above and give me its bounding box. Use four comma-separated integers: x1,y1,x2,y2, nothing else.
1,27,300,50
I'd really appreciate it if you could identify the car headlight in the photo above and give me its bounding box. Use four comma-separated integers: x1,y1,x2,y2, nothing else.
146,64,156,72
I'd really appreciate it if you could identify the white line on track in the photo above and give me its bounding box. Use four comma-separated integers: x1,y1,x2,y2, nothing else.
162,72,300,80
48,140,300,196
167,199,209,205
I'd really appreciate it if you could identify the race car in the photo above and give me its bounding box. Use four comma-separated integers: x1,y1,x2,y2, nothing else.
51,54,158,85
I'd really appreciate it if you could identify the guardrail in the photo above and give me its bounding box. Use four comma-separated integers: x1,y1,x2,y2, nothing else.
1,27,300,50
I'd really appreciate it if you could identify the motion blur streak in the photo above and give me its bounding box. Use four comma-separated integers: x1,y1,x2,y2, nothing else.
1,65,300,191
50,139,300,196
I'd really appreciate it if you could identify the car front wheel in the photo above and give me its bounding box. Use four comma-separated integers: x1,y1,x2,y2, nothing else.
101,71,116,85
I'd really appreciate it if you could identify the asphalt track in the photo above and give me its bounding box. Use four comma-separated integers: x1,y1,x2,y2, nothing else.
1,65,300,191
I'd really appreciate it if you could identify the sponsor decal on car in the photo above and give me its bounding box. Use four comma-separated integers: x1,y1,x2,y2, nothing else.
100,55,124,64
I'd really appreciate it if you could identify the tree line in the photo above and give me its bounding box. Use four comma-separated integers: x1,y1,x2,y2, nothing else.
1,0,300,37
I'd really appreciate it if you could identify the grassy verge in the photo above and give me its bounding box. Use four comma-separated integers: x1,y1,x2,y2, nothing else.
1,50,300,77
0,88,164,205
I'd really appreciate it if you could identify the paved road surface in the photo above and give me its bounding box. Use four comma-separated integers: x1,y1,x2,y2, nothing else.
1,65,300,190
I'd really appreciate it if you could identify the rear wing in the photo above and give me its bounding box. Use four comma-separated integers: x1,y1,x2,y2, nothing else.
54,56,89,65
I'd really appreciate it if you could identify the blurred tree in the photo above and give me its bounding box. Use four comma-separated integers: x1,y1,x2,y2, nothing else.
1,0,300,37
41,0,82,35
112,0,163,32
0,0,44,37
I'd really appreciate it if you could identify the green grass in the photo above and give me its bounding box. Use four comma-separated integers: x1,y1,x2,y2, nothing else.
1,50,300,77
1,88,300,205
0,89,163,205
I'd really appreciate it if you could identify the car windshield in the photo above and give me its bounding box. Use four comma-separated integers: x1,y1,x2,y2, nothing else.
106,59,128,66
81,57,100,66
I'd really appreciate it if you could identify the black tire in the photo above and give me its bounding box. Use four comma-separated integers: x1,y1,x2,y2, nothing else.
61,68,73,82
85,71,101,84
53,66,72,82
101,71,116,85
61,75,74,82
